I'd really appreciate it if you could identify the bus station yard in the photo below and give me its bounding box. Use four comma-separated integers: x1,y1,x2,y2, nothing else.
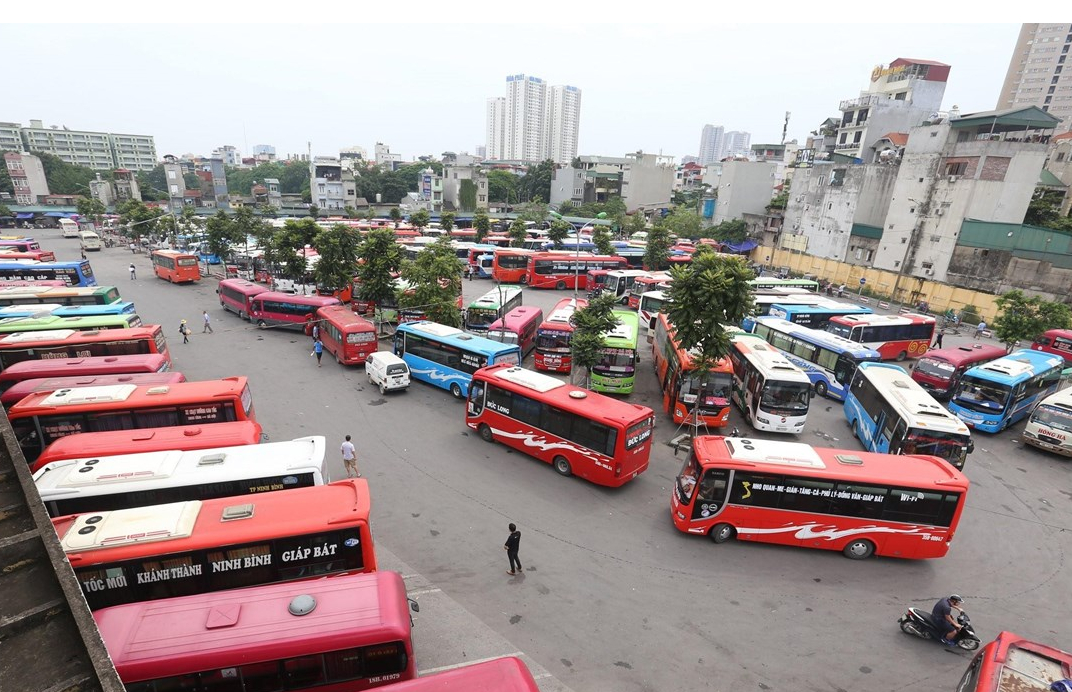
14,231,1072,692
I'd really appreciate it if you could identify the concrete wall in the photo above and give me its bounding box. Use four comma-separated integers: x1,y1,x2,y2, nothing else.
712,161,776,225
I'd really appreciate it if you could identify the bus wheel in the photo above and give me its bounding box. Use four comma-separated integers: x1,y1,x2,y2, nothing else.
257,319,267,328
842,538,875,560
896,351,907,362
556,280,566,290
814,381,828,398
380,383,387,395
519,275,527,285
479,424,494,442
450,383,463,399
709,523,735,544
553,455,572,477
238,310,245,320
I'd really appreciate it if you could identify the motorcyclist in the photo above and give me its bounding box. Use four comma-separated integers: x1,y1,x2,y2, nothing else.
932,594,963,644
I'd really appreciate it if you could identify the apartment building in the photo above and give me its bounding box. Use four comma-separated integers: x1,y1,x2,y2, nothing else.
4,152,50,205
7,119,157,170
997,23,1072,134
486,74,582,164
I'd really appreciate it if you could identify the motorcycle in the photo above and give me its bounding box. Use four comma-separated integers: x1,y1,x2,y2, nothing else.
898,606,980,651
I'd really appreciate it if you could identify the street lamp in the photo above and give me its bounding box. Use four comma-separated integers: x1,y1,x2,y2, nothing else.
549,210,608,301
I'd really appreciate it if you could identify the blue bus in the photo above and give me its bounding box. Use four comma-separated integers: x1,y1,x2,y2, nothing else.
0,260,96,287
750,316,881,400
947,349,1064,433
766,302,872,330
393,321,522,399
0,301,136,320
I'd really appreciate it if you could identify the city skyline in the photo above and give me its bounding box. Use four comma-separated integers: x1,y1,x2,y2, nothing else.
0,23,1032,164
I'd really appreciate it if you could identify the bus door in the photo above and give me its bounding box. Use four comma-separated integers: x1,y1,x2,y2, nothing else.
889,419,908,454
745,370,763,419
691,468,731,521
467,379,485,417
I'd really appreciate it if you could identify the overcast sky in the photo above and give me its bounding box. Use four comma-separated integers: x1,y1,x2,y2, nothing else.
0,19,1035,163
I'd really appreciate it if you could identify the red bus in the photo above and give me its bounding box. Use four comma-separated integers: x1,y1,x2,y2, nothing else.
0,279,67,288
95,571,416,692
671,436,970,559
534,297,586,373
487,305,544,358
466,363,654,487
386,658,539,692
31,420,264,473
585,269,611,297
956,631,1072,691
249,291,341,332
217,278,269,320
491,248,534,283
53,478,376,610
825,312,935,361
0,248,58,262
316,304,378,365
1,371,186,408
911,344,1006,399
9,376,254,462
0,325,171,371
1031,328,1072,364
652,313,733,428
0,239,46,254
627,273,671,309
525,252,626,290
151,250,202,283
0,353,172,394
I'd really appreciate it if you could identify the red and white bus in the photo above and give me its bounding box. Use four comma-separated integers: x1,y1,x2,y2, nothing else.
0,353,172,394
627,273,671,309
1031,328,1072,364
0,239,48,255
0,279,67,288
671,436,970,559
316,304,378,365
534,297,586,373
0,325,171,371
910,344,1007,399
601,269,652,303
1,371,186,409
96,571,416,692
652,313,734,428
386,658,539,692
487,305,544,358
9,376,255,462
955,631,1072,692
249,291,341,332
54,478,377,610
31,420,264,473
466,364,655,487
0,248,58,262
491,248,534,283
584,269,611,297
524,252,626,290
217,278,269,320
638,289,669,341
151,250,202,283
825,312,935,361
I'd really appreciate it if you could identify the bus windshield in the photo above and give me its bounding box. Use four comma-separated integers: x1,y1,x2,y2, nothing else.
676,451,702,504
595,347,635,374
954,376,1012,413
1030,403,1072,433
915,357,956,383
536,329,571,351
680,372,732,408
761,381,811,412
486,329,519,346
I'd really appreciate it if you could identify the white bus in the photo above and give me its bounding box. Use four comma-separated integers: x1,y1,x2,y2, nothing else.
638,290,669,342
59,218,80,238
602,269,651,303
727,335,812,433
33,436,326,517
1022,387,1072,457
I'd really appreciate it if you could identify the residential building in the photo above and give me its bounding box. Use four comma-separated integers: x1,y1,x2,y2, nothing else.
310,157,356,210
9,120,157,170
486,97,507,161
476,145,487,159
340,146,367,171
486,74,583,164
621,152,676,213
252,144,276,162
724,131,752,158
163,162,186,213
543,85,582,165
549,155,630,208
206,158,230,210
262,178,283,209
0,123,21,151
996,23,1072,135
212,145,240,166
4,152,49,205
504,74,547,162
374,143,401,170
89,173,115,207
681,155,700,165
440,163,489,212
698,125,725,165
1047,132,1072,216
710,161,777,226
112,169,141,204
674,162,705,191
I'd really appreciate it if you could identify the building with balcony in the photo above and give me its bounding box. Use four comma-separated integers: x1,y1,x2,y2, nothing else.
212,145,240,166
374,143,402,171
698,125,725,166
4,152,49,205
440,164,488,212
113,169,141,203
486,74,583,164
311,157,356,211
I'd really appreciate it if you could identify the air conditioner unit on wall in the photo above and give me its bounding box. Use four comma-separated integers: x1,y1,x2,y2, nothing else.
935,208,944,216
924,268,934,276
948,175,958,183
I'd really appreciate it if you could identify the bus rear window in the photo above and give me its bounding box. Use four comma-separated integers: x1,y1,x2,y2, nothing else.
493,351,521,366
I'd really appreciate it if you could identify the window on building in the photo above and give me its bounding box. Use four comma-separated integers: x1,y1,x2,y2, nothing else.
853,132,862,144
839,133,847,144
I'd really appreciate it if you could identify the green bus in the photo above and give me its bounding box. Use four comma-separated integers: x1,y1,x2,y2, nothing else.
0,313,142,335
591,309,640,394
464,286,523,334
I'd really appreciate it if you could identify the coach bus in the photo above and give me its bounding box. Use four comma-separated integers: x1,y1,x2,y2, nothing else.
0,325,171,371
627,273,671,309
0,259,97,287
486,305,543,357
467,364,654,486
825,312,935,361
637,290,669,341
748,277,820,292
671,436,969,559
217,278,269,320
727,336,811,434
394,321,522,399
31,420,265,473
0,313,141,335
1030,328,1072,364
0,238,49,255
95,571,417,692
0,301,137,322
601,269,652,303
591,309,640,394
34,436,325,517
844,361,973,469
9,376,254,462
315,305,378,365
955,631,1072,692
652,313,733,428
766,302,873,330
948,349,1065,433
2,371,185,409
534,297,585,373
0,285,121,307
749,317,882,401
1021,387,1072,457
386,658,539,692
491,248,534,283
249,292,341,331
525,252,626,290
0,353,170,393
464,285,523,333
910,344,1007,400
53,478,376,610
0,247,58,262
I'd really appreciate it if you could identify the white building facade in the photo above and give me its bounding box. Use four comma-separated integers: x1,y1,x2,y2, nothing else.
486,74,582,164
698,125,725,165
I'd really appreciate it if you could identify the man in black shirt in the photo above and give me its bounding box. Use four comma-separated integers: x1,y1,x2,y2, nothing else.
504,523,522,576
932,594,963,644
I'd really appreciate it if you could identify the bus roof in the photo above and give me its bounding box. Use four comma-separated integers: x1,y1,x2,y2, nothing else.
971,631,1072,692
251,291,341,306
731,339,811,384
397,321,522,355
0,324,160,347
1036,386,1072,412
602,310,639,346
857,362,971,435
964,349,1065,384
770,302,872,315
542,298,586,326
385,658,539,691
489,306,543,331
150,249,198,258
919,344,1007,368
692,436,968,489
752,317,881,357
315,304,375,329
3,372,184,408
0,314,132,331
828,312,935,326
469,286,523,309
217,278,269,294
0,353,169,382
95,571,410,682
10,376,247,414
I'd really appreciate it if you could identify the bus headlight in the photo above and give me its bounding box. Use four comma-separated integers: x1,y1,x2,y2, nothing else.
676,511,686,521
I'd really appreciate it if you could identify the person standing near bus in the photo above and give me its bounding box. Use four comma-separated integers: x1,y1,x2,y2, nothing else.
933,327,945,349
341,434,359,478
975,320,987,338
312,338,324,367
129,263,136,280
504,523,522,576
202,310,213,334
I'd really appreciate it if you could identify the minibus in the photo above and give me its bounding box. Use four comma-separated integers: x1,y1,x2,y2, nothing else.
911,344,1007,399
217,278,270,320
249,292,341,331
486,305,544,358
79,231,102,251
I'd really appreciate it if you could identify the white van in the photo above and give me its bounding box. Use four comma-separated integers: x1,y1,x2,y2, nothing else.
365,351,410,394
79,230,102,251
59,219,80,238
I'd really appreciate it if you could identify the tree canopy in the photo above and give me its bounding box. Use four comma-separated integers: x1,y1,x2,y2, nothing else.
472,210,491,242
508,219,529,247
644,224,672,271
518,160,555,203
487,170,519,204
356,227,403,323
399,236,462,327
313,224,361,292
569,293,621,386
993,289,1072,351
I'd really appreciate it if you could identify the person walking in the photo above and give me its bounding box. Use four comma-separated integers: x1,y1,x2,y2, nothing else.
129,242,137,254
129,263,136,280
504,523,522,576
975,320,987,339
312,337,323,367
311,322,320,341
933,327,945,349
179,319,190,345
341,434,359,478
202,310,213,334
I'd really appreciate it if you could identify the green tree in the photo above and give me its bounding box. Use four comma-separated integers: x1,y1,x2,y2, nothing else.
518,160,554,203
280,161,310,194
993,290,1072,351
313,224,361,292
34,151,99,195
625,212,648,238
230,206,266,256
399,236,463,333
389,207,402,226
356,228,403,328
569,293,620,386
661,208,704,240
205,210,241,264
0,203,12,219
440,212,455,233
308,204,320,219
259,203,278,218
116,199,165,241
0,156,13,195
548,219,571,249
518,197,548,227
344,205,357,219
592,224,615,256
458,179,477,213
487,170,518,204
184,173,202,191
644,223,672,270
508,218,529,247
700,218,749,243
1025,189,1065,227
472,210,491,242
410,209,430,230
75,196,107,227
271,218,320,289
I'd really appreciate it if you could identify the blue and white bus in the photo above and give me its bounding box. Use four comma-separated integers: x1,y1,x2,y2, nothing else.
750,317,880,401
844,361,974,469
743,294,856,331
393,321,522,399
0,260,96,287
0,301,137,321
947,349,1064,433
766,302,872,330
